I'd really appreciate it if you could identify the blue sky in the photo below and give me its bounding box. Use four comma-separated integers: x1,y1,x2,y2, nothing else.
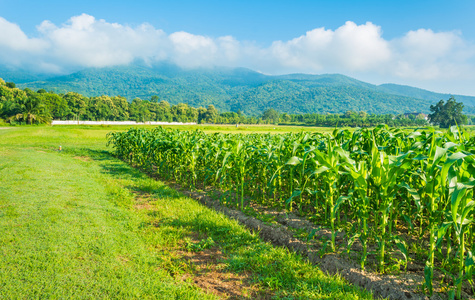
1,0,475,95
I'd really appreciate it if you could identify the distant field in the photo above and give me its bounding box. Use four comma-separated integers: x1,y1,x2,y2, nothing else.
45,122,444,135
46,123,339,134
167,124,338,134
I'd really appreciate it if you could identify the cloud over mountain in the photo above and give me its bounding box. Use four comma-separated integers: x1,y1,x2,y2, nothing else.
265,21,391,73
1,14,474,94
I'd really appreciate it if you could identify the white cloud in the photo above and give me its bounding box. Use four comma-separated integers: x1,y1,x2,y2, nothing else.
0,17,48,69
265,21,391,73
389,29,475,80
35,14,168,69
0,14,475,94
169,31,218,67
0,17,46,51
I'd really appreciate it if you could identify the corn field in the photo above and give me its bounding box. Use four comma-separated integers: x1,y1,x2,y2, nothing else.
107,125,475,298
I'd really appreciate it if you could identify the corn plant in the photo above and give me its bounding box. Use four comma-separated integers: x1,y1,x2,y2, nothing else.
107,125,474,296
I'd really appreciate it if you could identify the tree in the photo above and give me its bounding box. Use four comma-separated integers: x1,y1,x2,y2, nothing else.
280,112,291,123
129,98,151,122
197,107,207,124
64,92,88,121
43,93,70,120
90,96,112,120
261,108,280,124
111,96,129,120
428,97,467,128
358,111,368,119
150,95,159,103
9,93,51,124
156,100,171,121
205,105,218,123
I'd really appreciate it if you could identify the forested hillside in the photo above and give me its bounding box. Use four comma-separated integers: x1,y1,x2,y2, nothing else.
228,82,434,115
1,77,450,127
11,64,475,115
378,83,475,107
0,66,50,83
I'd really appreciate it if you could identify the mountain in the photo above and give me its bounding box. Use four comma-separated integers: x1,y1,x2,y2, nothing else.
3,63,475,115
0,66,50,83
378,84,475,107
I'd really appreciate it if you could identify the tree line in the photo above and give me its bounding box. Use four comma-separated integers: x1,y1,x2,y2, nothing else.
0,79,232,124
0,78,471,127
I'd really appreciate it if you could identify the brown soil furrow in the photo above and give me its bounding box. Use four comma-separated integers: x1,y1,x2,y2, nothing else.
172,186,473,300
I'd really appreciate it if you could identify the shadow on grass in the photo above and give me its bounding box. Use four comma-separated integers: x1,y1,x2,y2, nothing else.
67,148,160,186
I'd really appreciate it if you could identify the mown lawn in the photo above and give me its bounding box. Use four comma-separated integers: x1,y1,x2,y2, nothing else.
0,125,374,299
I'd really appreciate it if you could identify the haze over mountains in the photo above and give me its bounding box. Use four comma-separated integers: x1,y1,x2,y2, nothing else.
2,63,475,115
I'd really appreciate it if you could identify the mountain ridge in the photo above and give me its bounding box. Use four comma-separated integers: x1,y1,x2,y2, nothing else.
2,64,474,115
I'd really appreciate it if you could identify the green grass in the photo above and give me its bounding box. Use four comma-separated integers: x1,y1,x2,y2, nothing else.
0,138,211,299
163,124,337,134
0,126,374,299
46,123,337,134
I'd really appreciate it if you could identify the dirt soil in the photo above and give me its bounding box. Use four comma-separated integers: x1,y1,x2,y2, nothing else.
166,183,474,300
179,247,271,299
133,188,272,299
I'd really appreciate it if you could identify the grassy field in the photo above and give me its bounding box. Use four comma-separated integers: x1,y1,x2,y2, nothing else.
0,125,374,299
166,124,337,134
47,123,338,134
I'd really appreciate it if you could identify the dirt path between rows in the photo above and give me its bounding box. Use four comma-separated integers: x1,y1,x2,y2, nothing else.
133,189,272,299
164,184,473,300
